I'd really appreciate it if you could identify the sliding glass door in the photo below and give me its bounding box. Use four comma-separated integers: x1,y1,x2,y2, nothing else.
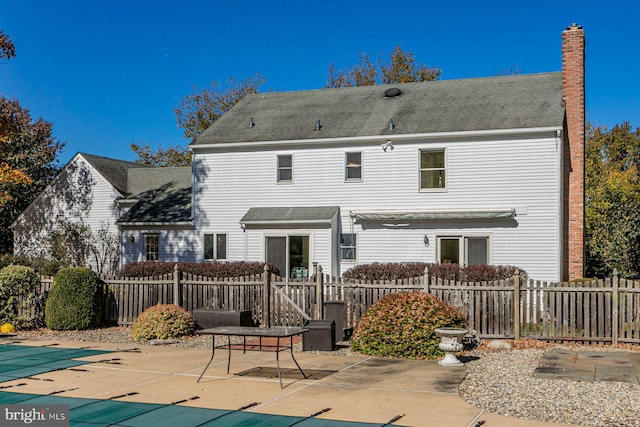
438,236,489,266
265,235,309,279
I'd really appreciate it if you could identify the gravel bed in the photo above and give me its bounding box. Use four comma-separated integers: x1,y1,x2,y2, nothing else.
12,328,640,426
459,345,640,427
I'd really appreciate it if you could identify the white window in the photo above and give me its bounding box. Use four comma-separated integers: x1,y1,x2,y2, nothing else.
144,233,159,261
340,233,357,260
420,149,446,190
204,233,227,260
277,154,292,182
345,152,362,181
438,236,489,266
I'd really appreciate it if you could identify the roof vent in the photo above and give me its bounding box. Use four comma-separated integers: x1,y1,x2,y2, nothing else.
384,87,402,98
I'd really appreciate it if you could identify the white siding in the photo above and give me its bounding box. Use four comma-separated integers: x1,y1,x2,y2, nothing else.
13,154,121,270
193,133,562,281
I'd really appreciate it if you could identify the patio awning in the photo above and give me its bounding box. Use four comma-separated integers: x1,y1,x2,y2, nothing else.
349,209,516,222
240,206,340,226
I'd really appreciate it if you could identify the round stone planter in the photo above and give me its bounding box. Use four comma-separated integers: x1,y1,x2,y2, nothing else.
435,327,467,367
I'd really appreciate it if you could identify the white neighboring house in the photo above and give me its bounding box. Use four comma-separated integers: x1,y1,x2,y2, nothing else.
11,153,147,273
12,152,192,274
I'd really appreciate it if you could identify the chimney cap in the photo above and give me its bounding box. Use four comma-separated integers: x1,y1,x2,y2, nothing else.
566,23,583,30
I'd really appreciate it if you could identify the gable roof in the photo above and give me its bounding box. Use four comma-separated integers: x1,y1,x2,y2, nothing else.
192,72,564,146
80,152,149,195
117,167,192,224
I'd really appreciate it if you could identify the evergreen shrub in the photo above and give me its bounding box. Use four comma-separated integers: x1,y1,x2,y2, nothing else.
44,268,102,330
0,265,41,328
350,291,466,359
131,304,196,342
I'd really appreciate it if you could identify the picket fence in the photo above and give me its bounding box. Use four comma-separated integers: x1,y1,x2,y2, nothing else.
32,266,640,345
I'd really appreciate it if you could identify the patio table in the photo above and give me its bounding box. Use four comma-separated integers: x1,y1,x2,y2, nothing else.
196,326,309,388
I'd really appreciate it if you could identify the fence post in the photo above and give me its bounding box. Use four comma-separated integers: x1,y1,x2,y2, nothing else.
422,266,430,294
263,264,271,328
612,269,619,346
513,268,521,340
173,263,182,307
316,265,324,319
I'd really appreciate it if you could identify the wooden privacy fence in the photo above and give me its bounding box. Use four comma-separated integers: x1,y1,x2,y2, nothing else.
30,266,640,346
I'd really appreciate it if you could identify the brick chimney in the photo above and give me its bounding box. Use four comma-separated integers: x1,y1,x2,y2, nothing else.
562,24,585,280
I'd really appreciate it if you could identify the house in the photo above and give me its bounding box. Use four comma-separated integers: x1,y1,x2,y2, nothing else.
13,25,585,282
184,24,585,282
11,152,192,274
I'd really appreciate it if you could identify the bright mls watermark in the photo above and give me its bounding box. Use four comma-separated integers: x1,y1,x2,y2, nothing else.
1,405,69,426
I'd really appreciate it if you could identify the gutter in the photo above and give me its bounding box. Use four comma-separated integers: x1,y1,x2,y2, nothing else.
190,126,563,152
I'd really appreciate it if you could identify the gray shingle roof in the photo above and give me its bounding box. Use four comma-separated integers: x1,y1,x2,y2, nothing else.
117,167,192,224
192,73,564,146
80,153,149,195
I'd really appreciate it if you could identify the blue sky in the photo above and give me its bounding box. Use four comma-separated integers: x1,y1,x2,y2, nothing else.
2,1,639,165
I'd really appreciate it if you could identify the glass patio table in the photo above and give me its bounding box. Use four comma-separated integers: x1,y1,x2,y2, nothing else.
196,326,309,388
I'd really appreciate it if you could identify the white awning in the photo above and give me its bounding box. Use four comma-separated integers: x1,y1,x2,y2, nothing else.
349,209,516,222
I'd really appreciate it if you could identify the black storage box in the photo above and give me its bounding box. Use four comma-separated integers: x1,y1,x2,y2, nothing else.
324,300,347,341
192,309,252,329
302,319,335,351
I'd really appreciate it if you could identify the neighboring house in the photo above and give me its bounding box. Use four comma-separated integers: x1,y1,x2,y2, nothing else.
185,25,585,282
116,166,194,263
13,25,585,282
11,152,192,273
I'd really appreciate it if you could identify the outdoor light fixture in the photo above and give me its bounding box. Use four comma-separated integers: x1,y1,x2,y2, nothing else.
423,235,429,246
129,235,135,243
381,140,394,152
389,119,395,130
314,119,321,131
249,117,255,128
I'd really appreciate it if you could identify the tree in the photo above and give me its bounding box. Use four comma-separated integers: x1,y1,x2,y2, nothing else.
585,121,640,278
0,96,63,253
130,143,191,167
0,31,15,61
175,73,265,141
326,46,441,88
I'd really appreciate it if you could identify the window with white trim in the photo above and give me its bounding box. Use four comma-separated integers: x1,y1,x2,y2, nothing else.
340,233,357,261
419,149,446,189
144,233,159,261
277,154,292,182
204,233,227,260
345,152,362,181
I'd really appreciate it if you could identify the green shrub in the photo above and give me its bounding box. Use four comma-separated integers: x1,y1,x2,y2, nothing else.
350,291,466,359
131,304,196,342
0,255,66,276
0,265,41,328
44,268,102,330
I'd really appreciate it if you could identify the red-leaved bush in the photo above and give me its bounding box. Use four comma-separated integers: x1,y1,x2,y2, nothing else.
350,291,466,359
118,261,279,278
343,262,524,282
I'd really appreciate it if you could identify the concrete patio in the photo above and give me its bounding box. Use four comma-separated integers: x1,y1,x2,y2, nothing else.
0,338,587,426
